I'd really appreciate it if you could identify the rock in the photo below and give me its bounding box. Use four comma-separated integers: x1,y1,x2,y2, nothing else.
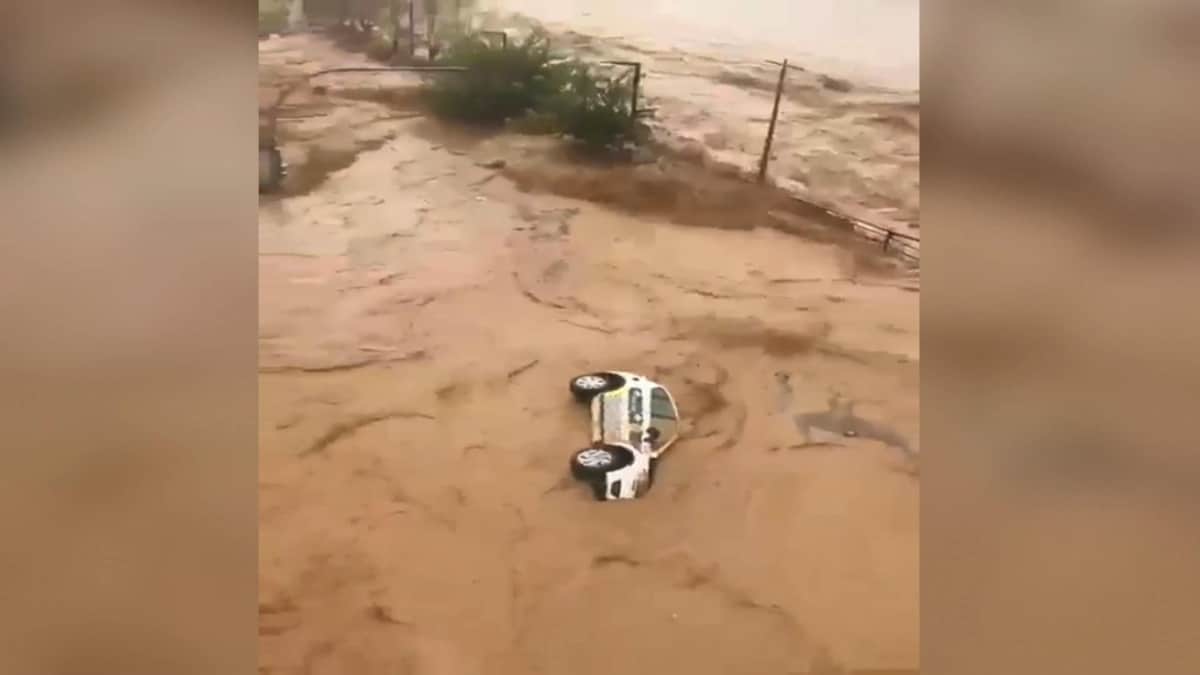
478,159,507,170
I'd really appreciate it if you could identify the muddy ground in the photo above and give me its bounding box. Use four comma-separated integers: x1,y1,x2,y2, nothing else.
259,34,918,675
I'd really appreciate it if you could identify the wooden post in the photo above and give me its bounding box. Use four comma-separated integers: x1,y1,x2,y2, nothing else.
408,0,416,58
389,0,399,56
425,0,439,54
630,62,641,119
758,59,788,183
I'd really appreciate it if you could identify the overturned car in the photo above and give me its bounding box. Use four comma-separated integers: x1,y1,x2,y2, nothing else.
568,371,680,501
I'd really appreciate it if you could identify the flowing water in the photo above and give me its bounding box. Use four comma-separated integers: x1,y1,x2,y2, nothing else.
258,25,919,674
484,0,920,90
471,0,922,238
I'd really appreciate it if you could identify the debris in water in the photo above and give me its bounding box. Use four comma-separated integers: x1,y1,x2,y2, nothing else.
506,359,540,380
300,410,437,457
818,74,853,92
793,395,915,457
367,603,412,627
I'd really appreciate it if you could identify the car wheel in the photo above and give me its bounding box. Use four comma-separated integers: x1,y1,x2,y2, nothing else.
590,478,609,501
569,372,623,402
570,445,632,479
571,446,617,479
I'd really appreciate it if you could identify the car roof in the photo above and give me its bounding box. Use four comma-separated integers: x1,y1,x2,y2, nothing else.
607,370,661,386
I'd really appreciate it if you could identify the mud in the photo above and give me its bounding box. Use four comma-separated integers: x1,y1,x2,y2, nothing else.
259,32,918,675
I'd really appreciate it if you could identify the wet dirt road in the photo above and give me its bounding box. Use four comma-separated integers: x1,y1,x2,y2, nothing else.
259,34,918,675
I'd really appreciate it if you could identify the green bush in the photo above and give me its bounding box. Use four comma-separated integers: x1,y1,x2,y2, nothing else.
427,31,561,124
258,5,288,35
545,61,635,150
425,32,637,150
506,110,563,136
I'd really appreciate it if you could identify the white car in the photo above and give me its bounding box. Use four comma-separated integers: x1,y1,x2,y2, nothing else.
568,370,681,501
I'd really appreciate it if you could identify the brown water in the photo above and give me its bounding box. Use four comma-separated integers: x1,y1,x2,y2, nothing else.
468,1,922,240
258,33,919,675
483,0,920,89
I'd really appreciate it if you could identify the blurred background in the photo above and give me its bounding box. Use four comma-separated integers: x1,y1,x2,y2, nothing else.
924,0,1200,673
0,2,256,674
0,0,1197,672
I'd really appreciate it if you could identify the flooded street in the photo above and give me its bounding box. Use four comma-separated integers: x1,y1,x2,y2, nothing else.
259,27,918,675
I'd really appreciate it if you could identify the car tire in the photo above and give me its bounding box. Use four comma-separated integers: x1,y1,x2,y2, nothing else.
570,445,632,480
259,146,285,194
590,478,609,501
569,372,623,402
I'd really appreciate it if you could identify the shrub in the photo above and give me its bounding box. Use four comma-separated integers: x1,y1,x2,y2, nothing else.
425,32,638,150
506,110,562,136
365,34,395,62
426,31,561,124
258,3,288,35
545,61,635,150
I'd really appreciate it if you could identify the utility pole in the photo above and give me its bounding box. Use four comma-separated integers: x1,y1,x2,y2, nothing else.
758,59,788,183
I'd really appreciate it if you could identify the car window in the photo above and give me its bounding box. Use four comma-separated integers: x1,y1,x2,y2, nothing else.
650,388,676,420
648,388,678,451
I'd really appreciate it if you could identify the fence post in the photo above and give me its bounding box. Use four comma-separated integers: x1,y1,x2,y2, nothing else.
389,0,399,56
758,59,788,183
630,62,642,119
408,0,416,58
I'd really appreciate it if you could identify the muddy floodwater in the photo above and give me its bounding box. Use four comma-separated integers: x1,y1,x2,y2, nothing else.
473,0,921,242
484,0,920,89
258,18,918,675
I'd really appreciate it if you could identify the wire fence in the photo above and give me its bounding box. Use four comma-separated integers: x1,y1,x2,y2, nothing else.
759,59,919,263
